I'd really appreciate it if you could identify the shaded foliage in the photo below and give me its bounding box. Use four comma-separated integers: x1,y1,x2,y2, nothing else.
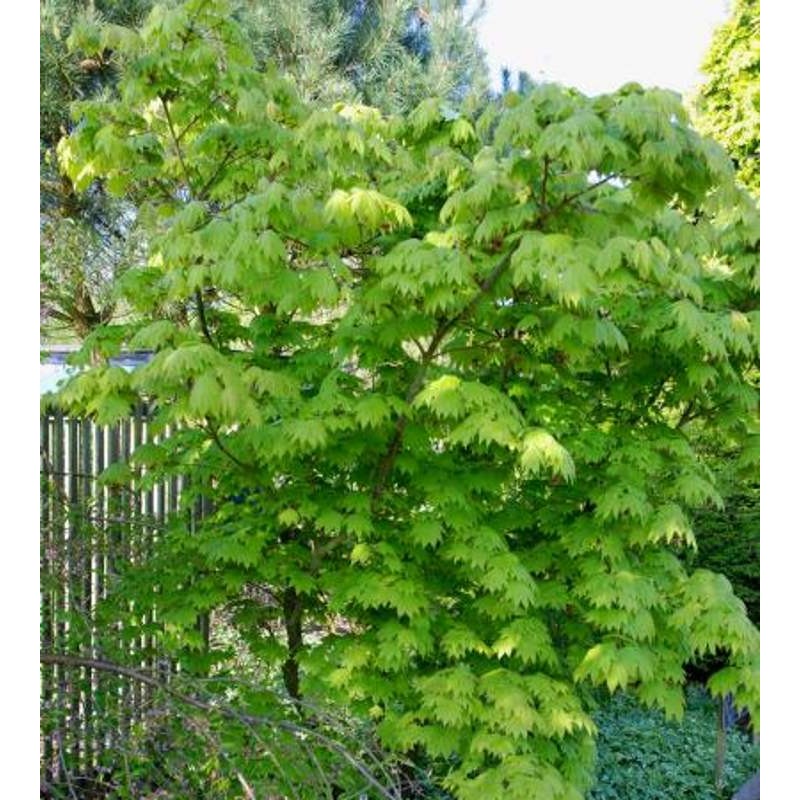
691,491,759,626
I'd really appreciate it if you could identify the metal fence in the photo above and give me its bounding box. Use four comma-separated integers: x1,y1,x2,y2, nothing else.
39,407,211,793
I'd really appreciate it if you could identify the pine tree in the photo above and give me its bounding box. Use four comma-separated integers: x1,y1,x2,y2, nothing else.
41,0,155,340
226,0,489,113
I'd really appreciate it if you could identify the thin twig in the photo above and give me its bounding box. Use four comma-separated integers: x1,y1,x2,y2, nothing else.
204,423,260,473
196,144,239,199
540,155,550,210
54,730,80,800
160,95,195,196
40,653,401,799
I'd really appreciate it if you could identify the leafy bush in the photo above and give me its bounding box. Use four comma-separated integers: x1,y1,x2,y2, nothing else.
589,688,759,800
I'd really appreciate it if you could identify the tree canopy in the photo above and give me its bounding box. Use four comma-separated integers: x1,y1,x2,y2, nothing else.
53,1,759,797
40,0,488,339
693,0,760,195
238,0,488,113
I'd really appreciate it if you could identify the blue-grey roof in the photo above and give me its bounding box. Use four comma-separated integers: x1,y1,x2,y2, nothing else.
40,351,152,395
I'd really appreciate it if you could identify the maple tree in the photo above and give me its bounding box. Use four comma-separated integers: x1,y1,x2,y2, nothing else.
41,0,488,340
53,1,759,797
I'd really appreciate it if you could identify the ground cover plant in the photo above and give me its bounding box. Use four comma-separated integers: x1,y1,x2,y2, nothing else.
589,688,759,800
49,1,759,796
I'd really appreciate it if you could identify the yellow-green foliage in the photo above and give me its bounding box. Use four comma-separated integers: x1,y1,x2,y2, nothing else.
693,0,760,195
55,2,760,797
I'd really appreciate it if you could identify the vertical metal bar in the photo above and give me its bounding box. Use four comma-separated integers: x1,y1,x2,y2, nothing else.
130,414,144,726
93,421,108,756
120,419,132,755
107,421,119,581
165,425,180,679
40,412,54,784
80,417,94,771
67,417,81,770
118,419,132,743
106,421,123,752
141,413,156,702
53,411,66,781
93,424,104,607
155,427,165,530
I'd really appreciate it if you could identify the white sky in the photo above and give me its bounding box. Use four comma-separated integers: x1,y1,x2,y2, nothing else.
468,0,732,97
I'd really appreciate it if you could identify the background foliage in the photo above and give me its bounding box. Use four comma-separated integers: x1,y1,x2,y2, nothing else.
692,0,760,196
690,490,759,627
689,0,760,634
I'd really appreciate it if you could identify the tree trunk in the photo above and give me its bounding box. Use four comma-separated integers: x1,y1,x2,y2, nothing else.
281,585,303,701
714,696,726,792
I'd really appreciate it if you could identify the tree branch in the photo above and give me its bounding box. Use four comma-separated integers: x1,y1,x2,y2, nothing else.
175,94,225,145
540,155,550,211
371,246,517,501
195,288,218,348
205,423,259,473
40,652,400,799
160,94,195,196
368,175,615,502
552,172,620,213
196,144,244,200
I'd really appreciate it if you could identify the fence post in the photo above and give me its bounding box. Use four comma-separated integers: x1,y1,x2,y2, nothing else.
40,413,54,786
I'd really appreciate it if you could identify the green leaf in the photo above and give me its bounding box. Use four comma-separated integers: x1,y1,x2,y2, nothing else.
518,429,576,482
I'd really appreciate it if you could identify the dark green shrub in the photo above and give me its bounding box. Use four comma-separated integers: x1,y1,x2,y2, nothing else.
690,490,759,626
